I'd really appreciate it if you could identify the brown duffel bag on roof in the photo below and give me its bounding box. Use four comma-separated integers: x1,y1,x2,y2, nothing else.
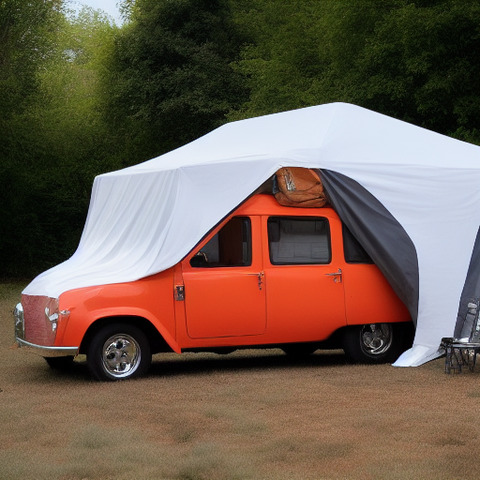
274,167,328,207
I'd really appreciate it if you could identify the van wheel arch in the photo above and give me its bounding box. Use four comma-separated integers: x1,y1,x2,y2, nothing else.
79,316,171,356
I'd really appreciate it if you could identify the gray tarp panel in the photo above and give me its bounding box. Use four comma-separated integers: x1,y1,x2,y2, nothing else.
455,226,480,338
320,169,419,323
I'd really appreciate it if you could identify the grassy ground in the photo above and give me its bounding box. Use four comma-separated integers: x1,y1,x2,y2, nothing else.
1,281,480,480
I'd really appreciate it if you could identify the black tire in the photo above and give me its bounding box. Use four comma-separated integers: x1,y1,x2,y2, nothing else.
87,323,151,381
342,323,407,364
45,356,75,371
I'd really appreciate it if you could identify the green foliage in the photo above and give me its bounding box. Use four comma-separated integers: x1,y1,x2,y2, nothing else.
231,0,480,143
23,7,119,270
0,3,118,277
230,0,413,120
352,0,480,142
105,0,248,162
0,0,65,277
0,0,62,118
2,0,480,278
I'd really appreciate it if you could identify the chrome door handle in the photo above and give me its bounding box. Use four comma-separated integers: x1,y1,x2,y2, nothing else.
325,268,342,276
247,271,264,290
325,268,342,283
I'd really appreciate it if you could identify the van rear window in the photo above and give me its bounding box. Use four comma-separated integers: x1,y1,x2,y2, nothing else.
342,225,373,264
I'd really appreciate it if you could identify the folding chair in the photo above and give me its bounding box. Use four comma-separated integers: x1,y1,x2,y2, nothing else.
442,299,480,373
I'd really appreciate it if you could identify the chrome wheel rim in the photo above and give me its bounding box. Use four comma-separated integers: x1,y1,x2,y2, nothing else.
102,334,141,378
360,324,393,356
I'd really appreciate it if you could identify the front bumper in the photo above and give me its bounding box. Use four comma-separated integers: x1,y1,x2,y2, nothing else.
15,337,78,357
14,301,78,358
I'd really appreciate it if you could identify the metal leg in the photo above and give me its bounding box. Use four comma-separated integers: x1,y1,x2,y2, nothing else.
444,344,480,374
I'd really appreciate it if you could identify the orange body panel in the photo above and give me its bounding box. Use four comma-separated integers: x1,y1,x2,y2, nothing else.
342,263,409,326
29,194,410,354
57,269,179,352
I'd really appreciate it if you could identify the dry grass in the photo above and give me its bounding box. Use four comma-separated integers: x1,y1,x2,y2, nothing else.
2,281,480,479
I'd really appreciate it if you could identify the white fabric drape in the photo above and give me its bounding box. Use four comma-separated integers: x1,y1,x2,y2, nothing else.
23,103,480,366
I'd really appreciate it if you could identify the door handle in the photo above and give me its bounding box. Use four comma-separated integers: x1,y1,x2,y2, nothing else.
325,268,342,283
247,271,264,290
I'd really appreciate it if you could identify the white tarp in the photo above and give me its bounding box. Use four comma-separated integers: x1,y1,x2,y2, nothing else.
23,102,480,366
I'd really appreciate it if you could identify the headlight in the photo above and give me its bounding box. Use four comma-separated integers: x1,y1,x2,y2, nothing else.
44,298,70,333
45,297,59,332
14,302,25,340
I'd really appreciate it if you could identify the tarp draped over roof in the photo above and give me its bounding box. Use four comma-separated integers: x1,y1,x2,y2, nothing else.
23,102,480,367
319,170,419,322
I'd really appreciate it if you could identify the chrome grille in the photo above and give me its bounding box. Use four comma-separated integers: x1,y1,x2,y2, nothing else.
21,294,57,346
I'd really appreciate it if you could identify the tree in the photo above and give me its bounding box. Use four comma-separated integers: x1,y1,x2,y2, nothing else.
0,0,65,277
105,0,248,162
352,0,480,142
25,7,119,269
0,0,62,122
0,3,118,277
231,0,480,143
230,0,325,118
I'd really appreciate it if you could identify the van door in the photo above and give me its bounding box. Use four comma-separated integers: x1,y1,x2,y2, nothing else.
263,215,346,342
182,216,266,339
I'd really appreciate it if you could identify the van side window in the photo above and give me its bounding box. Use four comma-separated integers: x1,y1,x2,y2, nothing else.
268,217,331,265
342,224,373,264
190,217,252,267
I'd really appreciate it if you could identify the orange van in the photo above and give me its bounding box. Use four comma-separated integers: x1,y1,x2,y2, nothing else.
14,194,412,380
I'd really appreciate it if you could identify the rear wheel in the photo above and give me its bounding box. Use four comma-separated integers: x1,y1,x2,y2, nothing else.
342,323,406,364
87,323,151,381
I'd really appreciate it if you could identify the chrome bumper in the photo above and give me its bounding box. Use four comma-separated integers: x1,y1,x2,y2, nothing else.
15,337,78,357
14,302,78,358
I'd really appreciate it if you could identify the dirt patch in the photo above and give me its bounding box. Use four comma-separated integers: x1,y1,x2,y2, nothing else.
2,282,480,479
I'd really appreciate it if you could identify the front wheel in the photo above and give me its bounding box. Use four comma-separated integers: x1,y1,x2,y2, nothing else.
342,323,406,364
87,323,151,381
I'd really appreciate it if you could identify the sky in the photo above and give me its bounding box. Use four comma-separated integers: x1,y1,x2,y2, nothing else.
68,0,123,25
